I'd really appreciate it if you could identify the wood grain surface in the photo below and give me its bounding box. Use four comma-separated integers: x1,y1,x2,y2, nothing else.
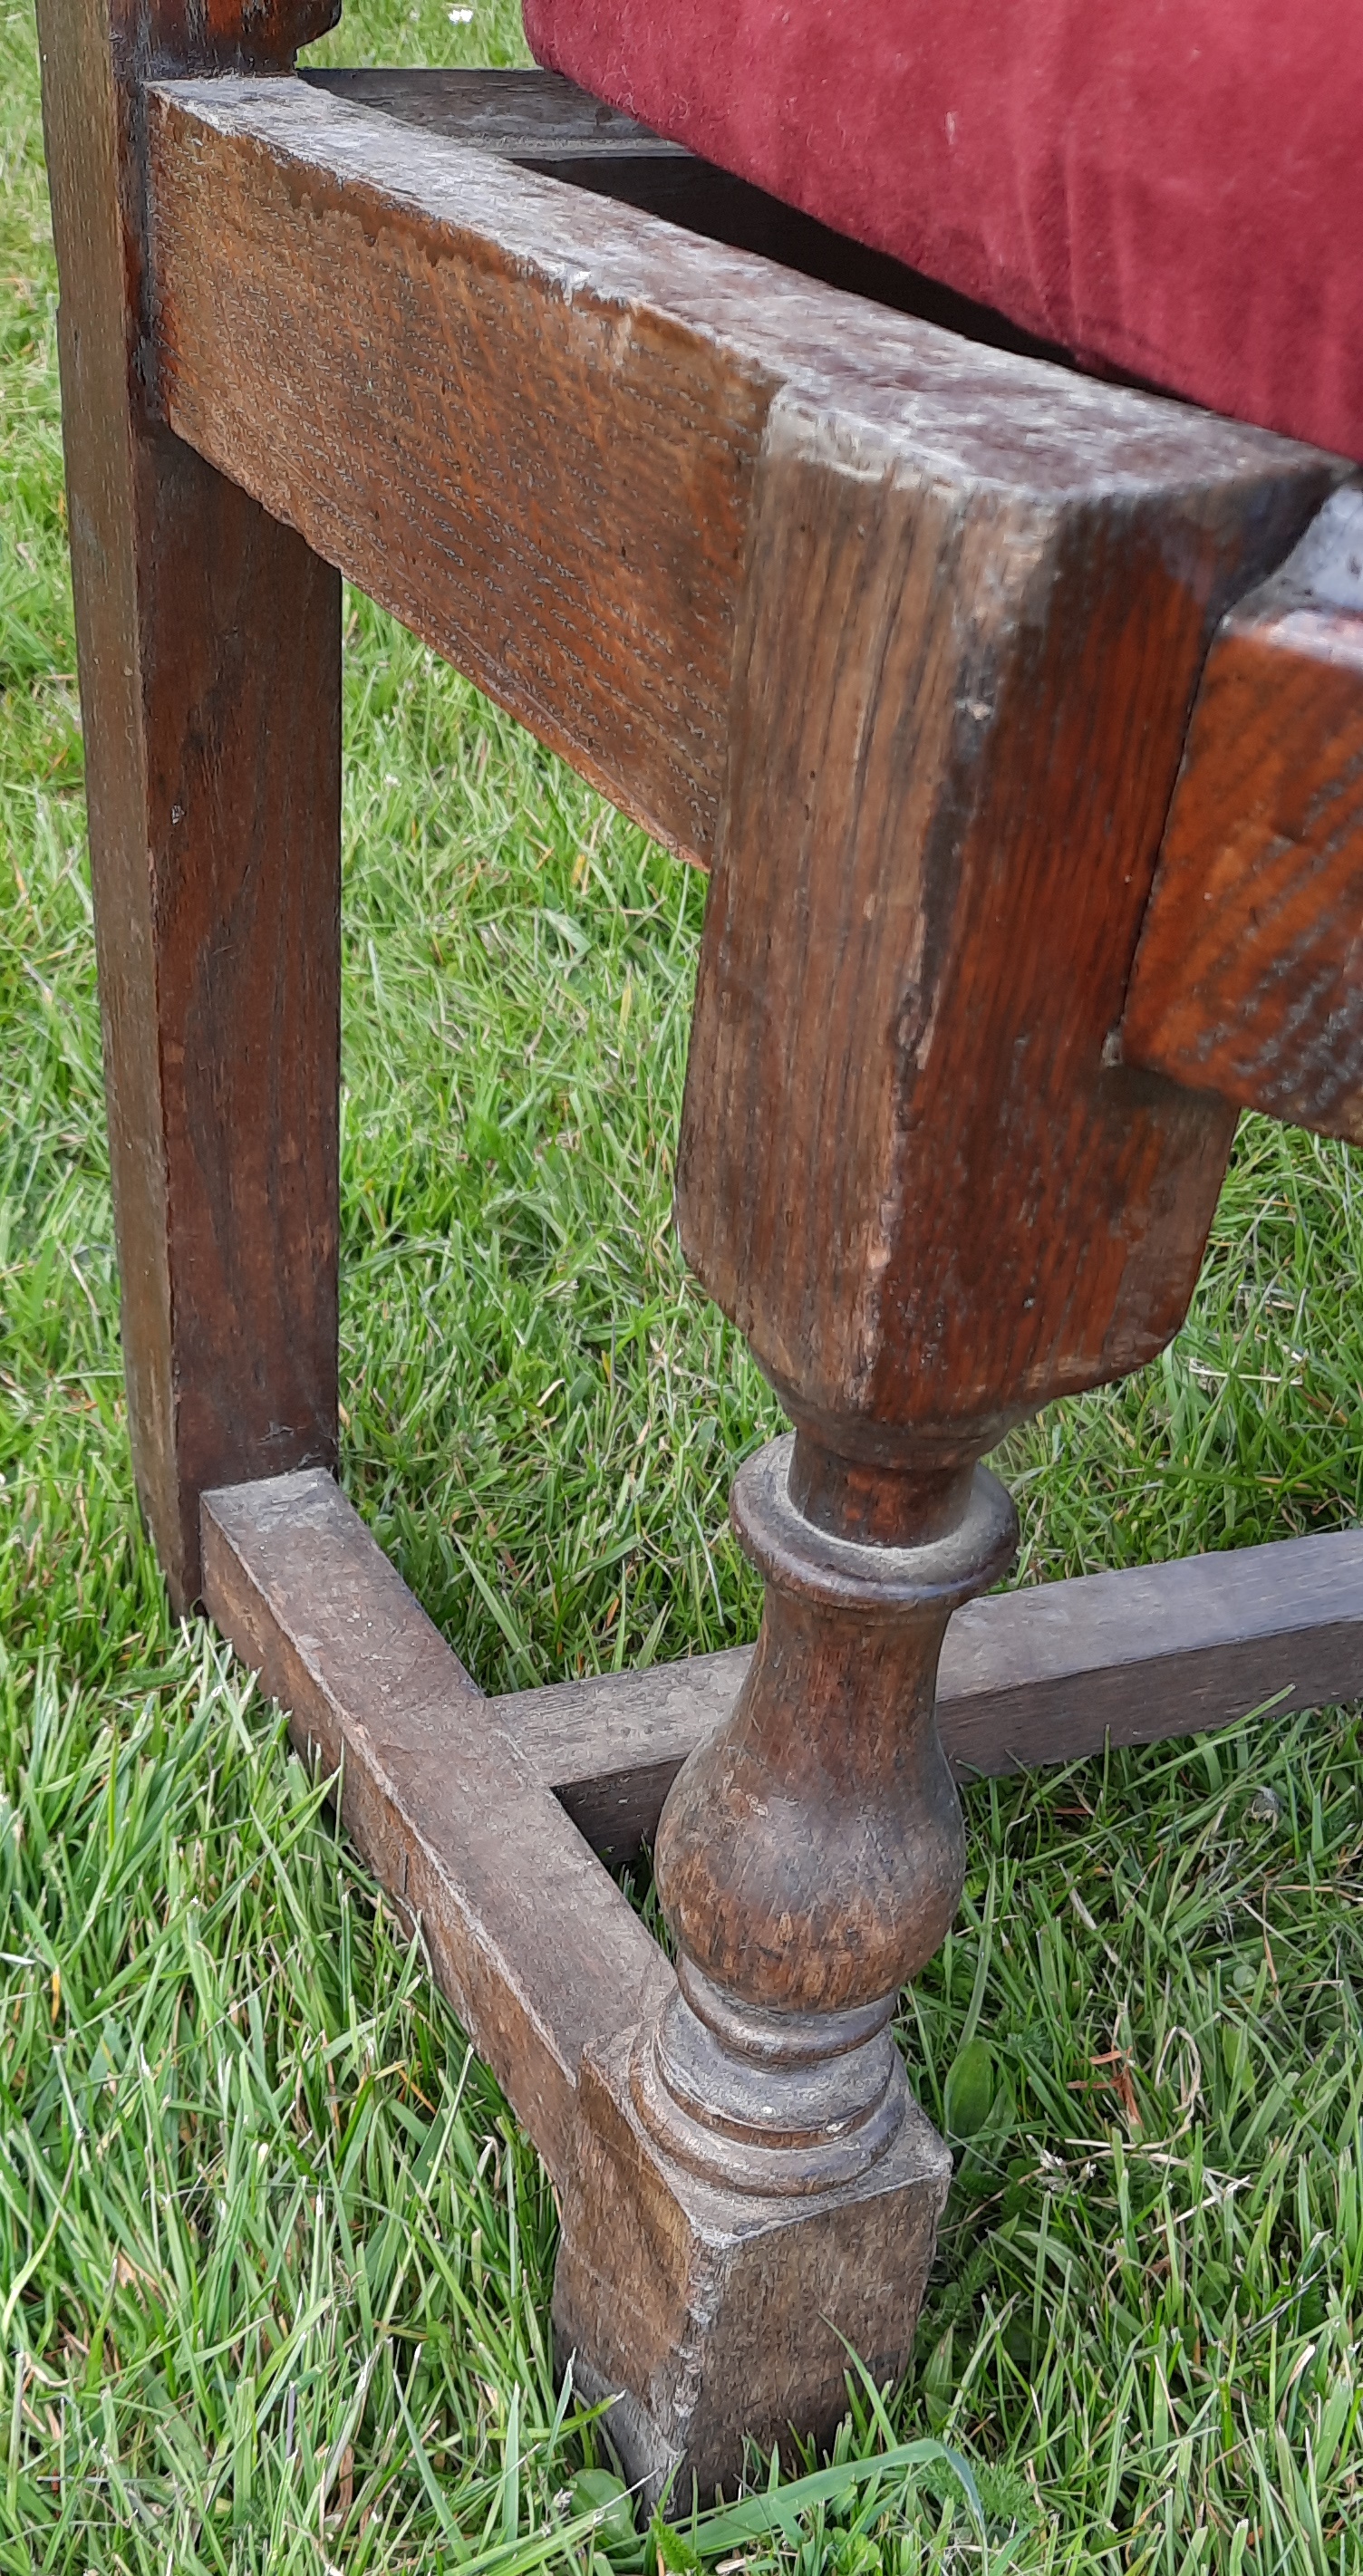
200,1462,948,2494
145,75,767,863
142,73,1328,868
1124,485,1363,1138
50,34,1361,2498
652,1442,1015,2018
556,2028,949,2504
36,0,343,1608
301,63,677,155
303,67,1075,359
201,1471,672,2184
498,1523,1363,1859
677,395,1334,1460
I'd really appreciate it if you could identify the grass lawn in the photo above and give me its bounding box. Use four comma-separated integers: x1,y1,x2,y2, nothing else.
3,0,1363,2565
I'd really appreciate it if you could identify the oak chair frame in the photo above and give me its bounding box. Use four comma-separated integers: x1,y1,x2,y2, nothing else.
37,0,1363,2501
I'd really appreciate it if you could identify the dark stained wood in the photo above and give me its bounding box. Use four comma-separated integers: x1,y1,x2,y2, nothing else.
304,68,1077,362
35,0,342,1609
660,321,1328,2267
115,0,338,72
653,1441,1016,2021
556,2032,949,2506
677,403,1334,1462
145,74,766,863
614,1439,1011,2320
201,1466,949,2504
142,75,1327,867
201,1470,671,2184
501,1653,749,1863
301,63,677,155
499,1522,1363,1859
1124,486,1363,1139
938,1522,1363,1775
138,66,1336,2333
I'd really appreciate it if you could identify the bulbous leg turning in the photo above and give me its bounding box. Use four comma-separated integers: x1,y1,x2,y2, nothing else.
552,1432,1016,2499
642,1433,1016,2194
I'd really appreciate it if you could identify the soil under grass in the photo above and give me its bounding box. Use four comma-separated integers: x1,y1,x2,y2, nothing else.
3,2,1361,2565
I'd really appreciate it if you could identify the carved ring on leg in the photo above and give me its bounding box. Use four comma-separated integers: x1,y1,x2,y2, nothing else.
642,1433,1018,2198
632,1964,907,2196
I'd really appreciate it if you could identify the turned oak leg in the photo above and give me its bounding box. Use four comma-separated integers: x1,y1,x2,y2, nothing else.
554,394,1315,2496
37,0,342,1610
644,1442,1015,2190
553,1440,1016,2500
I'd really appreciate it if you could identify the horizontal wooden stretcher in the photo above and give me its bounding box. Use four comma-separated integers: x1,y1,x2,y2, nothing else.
36,3,1363,2503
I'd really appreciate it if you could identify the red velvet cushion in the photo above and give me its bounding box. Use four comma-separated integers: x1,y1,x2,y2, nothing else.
523,0,1363,463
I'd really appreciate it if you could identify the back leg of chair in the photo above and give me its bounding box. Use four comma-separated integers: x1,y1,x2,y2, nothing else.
36,0,343,1609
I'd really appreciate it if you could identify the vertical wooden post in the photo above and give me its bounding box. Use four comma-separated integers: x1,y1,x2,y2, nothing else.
36,0,343,1608
555,394,1326,2497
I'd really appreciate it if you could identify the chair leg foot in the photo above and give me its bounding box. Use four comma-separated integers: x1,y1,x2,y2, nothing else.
553,2027,951,2508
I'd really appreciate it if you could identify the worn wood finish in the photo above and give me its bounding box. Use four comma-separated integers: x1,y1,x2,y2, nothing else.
506,1653,746,1866
142,75,1328,869
628,1441,1013,2228
304,68,1073,361
677,408,1333,1459
648,227,1327,2309
1124,486,1363,1139
197,1465,1363,2496
145,74,766,863
191,1457,1363,2475
651,1458,996,2011
556,2031,950,2505
201,1468,949,2498
498,1522,1363,1862
36,0,342,1608
201,1470,671,2184
301,63,676,154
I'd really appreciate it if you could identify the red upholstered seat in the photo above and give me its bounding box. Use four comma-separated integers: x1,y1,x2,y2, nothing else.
523,0,1363,464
